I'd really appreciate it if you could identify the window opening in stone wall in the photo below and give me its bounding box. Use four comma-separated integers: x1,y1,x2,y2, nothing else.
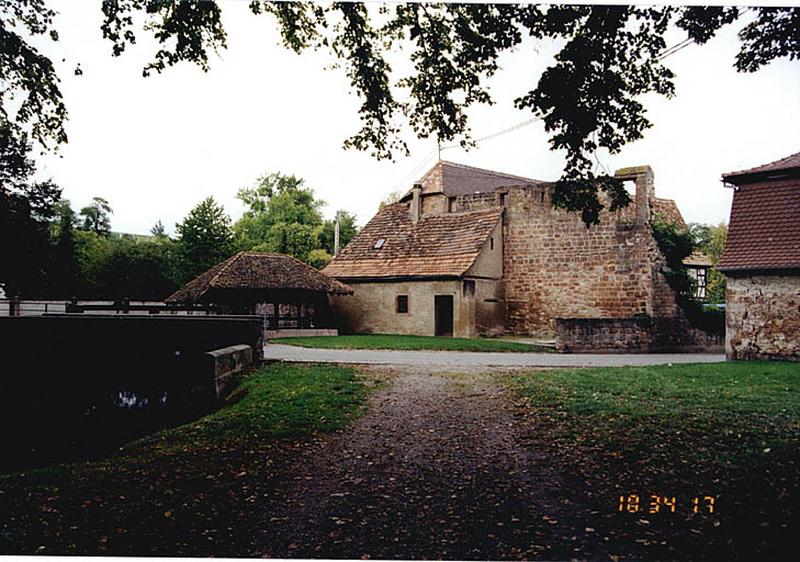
396,295,409,313
463,280,475,297
448,197,457,212
490,237,494,250
498,192,507,206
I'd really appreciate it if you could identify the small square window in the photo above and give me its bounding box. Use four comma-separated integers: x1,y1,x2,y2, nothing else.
373,238,385,249
463,280,475,297
396,295,409,313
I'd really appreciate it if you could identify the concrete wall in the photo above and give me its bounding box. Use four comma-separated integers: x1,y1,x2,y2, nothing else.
331,279,461,336
726,274,800,361
330,277,504,338
204,344,253,399
467,218,503,279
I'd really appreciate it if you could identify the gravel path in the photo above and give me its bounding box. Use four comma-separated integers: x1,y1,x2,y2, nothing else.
253,366,604,560
264,343,725,368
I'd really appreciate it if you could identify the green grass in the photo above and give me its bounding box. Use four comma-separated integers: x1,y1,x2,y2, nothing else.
0,363,369,555
510,361,800,490
274,334,552,352
162,362,368,443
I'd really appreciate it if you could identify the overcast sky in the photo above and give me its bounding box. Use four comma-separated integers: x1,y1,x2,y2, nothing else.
32,1,800,235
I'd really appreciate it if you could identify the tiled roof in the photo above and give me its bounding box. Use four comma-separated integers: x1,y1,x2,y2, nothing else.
683,251,712,268
166,252,353,302
718,178,800,272
652,198,687,229
411,160,545,197
323,203,503,279
723,151,800,184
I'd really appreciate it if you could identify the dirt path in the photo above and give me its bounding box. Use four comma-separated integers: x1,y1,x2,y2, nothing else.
252,366,595,560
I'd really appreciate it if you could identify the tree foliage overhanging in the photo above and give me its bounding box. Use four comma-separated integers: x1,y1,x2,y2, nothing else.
1,2,798,224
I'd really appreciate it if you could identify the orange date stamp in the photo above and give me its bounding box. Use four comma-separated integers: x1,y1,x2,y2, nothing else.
617,494,716,514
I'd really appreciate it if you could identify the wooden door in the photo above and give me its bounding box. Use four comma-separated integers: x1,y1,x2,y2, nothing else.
434,295,454,337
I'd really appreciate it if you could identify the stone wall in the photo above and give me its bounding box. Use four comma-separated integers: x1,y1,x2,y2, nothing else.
501,185,655,335
726,274,800,361
556,317,653,353
556,315,724,353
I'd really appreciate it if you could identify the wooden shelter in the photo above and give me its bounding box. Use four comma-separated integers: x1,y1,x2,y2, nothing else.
165,252,352,330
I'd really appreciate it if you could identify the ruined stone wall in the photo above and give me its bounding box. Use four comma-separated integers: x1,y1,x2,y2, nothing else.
556,316,723,353
421,193,447,215
456,192,496,212
726,274,800,361
502,185,655,335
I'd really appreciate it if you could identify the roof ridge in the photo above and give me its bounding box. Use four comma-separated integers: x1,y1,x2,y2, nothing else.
438,160,543,184
724,150,800,178
206,251,244,292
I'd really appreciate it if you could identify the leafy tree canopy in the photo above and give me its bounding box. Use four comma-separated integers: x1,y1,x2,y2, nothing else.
3,2,798,225
0,120,62,296
79,196,113,235
234,172,359,265
175,196,234,282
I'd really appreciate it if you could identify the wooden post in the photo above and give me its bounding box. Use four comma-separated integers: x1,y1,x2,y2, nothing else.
9,295,21,317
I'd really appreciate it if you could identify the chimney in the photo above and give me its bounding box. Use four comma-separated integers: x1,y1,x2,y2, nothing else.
614,165,654,225
410,183,422,224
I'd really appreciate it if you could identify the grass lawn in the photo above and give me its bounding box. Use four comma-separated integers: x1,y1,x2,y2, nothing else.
0,363,368,556
510,361,800,560
274,334,553,352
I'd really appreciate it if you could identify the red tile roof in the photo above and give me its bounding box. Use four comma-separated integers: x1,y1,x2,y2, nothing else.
409,161,545,197
323,203,503,279
723,151,800,184
652,198,687,229
717,178,800,272
166,252,352,303
683,251,712,268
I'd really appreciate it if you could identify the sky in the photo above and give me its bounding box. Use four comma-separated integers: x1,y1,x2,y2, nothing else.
30,1,800,236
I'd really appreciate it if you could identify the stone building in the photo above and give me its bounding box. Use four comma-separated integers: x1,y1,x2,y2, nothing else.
718,151,800,361
324,160,718,350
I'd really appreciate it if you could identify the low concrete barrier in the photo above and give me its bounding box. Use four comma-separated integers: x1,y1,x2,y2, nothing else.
204,344,254,399
265,328,338,339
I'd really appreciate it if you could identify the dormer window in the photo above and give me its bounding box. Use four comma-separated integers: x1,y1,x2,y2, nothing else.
373,238,385,249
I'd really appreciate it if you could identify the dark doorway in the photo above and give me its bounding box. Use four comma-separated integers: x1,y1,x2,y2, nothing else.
434,295,454,336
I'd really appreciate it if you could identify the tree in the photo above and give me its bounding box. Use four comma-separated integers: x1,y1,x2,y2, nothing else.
175,196,234,282
0,121,62,297
688,221,728,304
379,190,403,210
79,196,113,235
234,172,327,263
3,3,798,224
50,199,82,297
150,220,168,239
319,211,359,256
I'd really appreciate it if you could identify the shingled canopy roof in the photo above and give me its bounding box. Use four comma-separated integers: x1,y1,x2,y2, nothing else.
166,252,352,303
324,204,503,279
718,152,800,273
